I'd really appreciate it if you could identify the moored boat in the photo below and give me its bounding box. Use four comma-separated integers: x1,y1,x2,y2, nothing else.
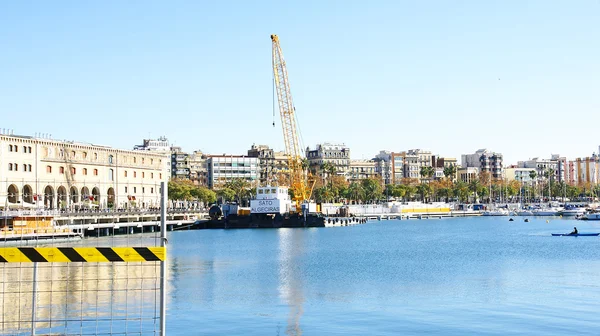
578,212,600,221
531,208,561,216
560,205,586,217
551,233,600,236
482,209,510,216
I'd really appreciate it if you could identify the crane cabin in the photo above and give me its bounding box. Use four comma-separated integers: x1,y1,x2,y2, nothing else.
250,186,292,215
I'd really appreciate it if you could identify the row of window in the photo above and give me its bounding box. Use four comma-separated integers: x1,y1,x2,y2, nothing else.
54,150,160,166
123,171,153,178
124,186,154,194
212,170,254,174
212,162,255,167
46,165,99,176
43,166,162,179
8,145,33,153
8,163,32,172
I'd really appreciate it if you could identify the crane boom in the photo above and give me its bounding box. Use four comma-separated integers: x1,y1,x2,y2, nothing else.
271,34,309,209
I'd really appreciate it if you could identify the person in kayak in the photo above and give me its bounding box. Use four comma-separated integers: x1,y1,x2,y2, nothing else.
569,227,578,235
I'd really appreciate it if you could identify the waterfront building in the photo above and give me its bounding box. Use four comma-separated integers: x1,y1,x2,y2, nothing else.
563,160,577,185
348,160,379,183
575,155,600,186
461,149,503,180
305,143,350,177
133,136,173,179
457,167,480,183
206,155,259,189
503,167,536,184
517,155,561,183
1,132,169,210
247,144,289,187
171,149,208,186
391,152,407,184
432,156,458,181
373,151,392,185
393,150,421,181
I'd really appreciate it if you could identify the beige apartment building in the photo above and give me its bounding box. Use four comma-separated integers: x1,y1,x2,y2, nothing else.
0,133,169,210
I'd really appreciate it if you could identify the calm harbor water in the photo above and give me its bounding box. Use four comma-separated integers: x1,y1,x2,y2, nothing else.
166,217,600,335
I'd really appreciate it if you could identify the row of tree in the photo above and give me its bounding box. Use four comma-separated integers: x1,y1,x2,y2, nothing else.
169,164,600,205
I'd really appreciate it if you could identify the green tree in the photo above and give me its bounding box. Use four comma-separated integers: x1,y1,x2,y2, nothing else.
361,178,383,203
346,182,365,203
420,166,435,183
223,178,251,205
437,187,450,203
191,186,217,205
417,183,433,202
168,178,195,200
216,188,235,203
443,165,457,181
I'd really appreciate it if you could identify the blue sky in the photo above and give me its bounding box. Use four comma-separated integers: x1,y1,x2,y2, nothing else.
1,1,599,165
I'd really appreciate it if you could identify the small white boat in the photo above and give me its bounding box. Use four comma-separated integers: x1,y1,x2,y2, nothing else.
579,213,600,221
560,208,586,217
531,208,561,216
482,209,510,216
515,210,534,216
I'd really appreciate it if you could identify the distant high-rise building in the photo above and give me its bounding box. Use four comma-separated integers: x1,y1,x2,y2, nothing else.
348,160,379,183
517,155,561,183
247,144,288,187
305,143,350,177
575,154,600,186
206,155,259,189
461,149,503,180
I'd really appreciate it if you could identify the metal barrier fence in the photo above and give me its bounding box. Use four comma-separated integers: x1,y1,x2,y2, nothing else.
0,183,167,336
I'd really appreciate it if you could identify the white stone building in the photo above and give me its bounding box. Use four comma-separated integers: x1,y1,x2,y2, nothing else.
1,132,169,210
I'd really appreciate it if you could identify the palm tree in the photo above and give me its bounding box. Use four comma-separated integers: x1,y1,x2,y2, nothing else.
420,166,435,184
529,170,538,202
443,165,457,181
347,182,364,204
543,168,555,200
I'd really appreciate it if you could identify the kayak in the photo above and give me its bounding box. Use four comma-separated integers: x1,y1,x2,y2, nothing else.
551,233,600,236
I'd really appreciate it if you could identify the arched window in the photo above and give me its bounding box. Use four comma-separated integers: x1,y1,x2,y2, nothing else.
28,146,32,153
151,173,154,179
142,158,145,164
133,171,137,178
93,169,98,176
14,163,18,171
94,153,98,160
124,171,128,177
83,168,88,175
8,145,13,152
23,146,27,152
109,169,114,181
71,167,76,175
142,172,145,178
108,155,114,164
28,164,32,172
71,151,76,158
46,165,52,173
133,157,137,164
83,152,88,159
8,163,13,171
59,166,65,174
159,173,162,179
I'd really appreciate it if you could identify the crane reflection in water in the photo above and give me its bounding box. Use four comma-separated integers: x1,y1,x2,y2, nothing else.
277,228,307,336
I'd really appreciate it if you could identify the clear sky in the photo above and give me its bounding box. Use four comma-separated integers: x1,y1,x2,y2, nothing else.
1,1,599,165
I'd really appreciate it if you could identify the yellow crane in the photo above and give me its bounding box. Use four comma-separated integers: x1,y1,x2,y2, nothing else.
271,34,312,212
